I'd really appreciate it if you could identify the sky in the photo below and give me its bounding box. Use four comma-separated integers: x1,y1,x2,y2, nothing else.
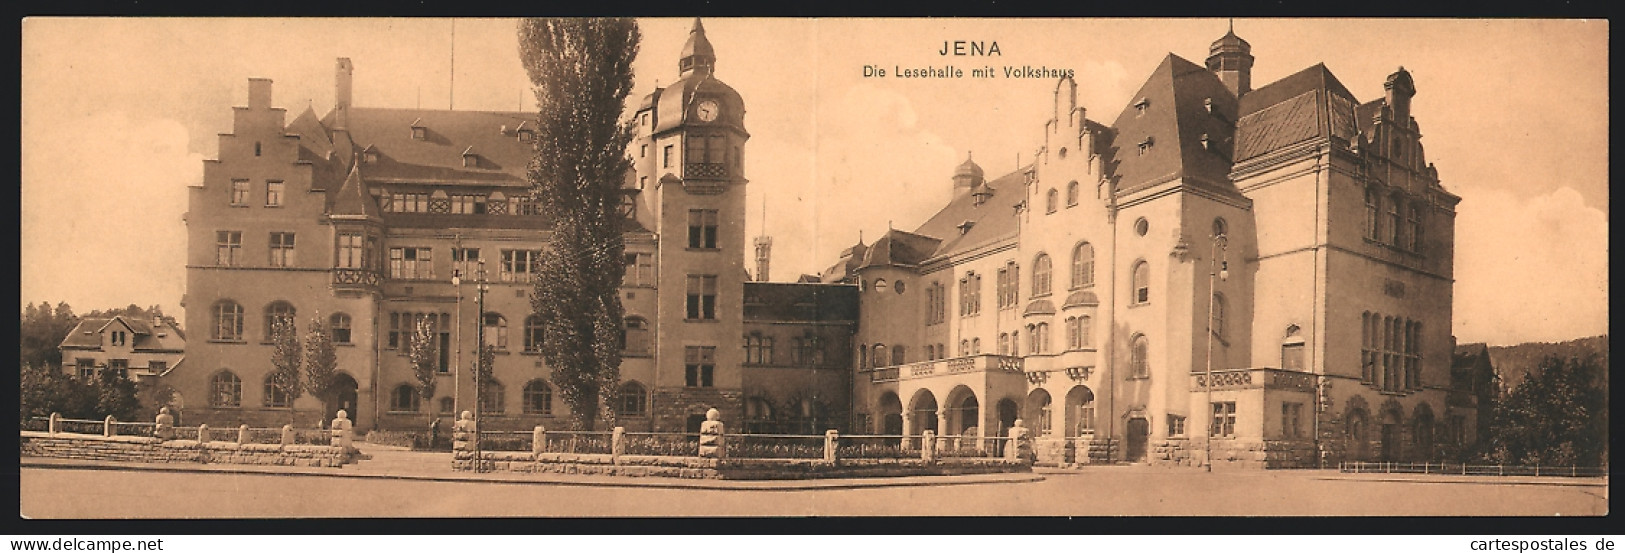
19,18,1608,347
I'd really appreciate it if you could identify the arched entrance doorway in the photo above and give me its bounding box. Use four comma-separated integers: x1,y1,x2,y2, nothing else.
907,389,938,448
1379,401,1404,462
325,372,359,429
994,398,1018,456
1346,407,1371,461
1063,386,1095,463
943,385,979,452
1024,389,1054,437
1412,403,1436,462
876,391,903,435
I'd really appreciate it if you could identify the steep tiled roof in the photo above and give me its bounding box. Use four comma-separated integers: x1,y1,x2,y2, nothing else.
858,229,942,269
327,107,537,187
60,316,185,351
60,318,112,349
330,162,380,219
1101,55,1239,196
1234,63,1360,163
1452,343,1491,369
911,168,1028,259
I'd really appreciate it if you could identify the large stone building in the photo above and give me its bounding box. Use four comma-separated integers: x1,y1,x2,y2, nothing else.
829,27,1468,468
174,19,853,434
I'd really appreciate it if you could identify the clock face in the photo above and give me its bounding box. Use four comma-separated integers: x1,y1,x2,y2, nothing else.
697,100,720,122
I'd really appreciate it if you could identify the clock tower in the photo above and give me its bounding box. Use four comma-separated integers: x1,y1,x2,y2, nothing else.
630,18,752,431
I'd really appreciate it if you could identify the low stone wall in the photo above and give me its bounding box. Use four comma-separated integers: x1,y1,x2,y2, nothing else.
1149,438,1320,469
21,431,355,467
453,449,1028,480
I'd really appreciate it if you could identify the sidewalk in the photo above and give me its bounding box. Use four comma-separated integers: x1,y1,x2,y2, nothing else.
1032,462,1607,488
21,442,1046,491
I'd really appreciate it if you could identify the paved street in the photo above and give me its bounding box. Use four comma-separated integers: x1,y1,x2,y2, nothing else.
20,462,1606,517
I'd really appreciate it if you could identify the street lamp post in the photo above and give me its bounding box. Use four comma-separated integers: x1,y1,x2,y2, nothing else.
471,258,490,472
1203,233,1229,473
452,234,463,418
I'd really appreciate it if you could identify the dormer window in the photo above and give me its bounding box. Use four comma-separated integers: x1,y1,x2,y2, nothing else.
514,121,534,143
958,221,975,235
1133,98,1150,115
1137,136,1155,156
410,118,427,140
462,147,478,168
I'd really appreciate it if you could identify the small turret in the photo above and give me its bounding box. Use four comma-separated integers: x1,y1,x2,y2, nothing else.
1384,66,1416,129
1206,22,1254,97
952,153,985,197
679,18,717,78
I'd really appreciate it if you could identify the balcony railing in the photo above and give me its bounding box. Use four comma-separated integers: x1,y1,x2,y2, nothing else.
331,268,381,290
1191,367,1317,392
871,354,1023,382
684,162,728,179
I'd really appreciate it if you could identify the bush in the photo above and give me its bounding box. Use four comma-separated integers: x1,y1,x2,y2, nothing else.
364,429,450,450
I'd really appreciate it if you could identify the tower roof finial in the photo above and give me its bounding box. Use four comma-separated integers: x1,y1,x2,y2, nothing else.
679,17,717,76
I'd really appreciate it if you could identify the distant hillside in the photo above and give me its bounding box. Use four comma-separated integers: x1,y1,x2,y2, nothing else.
1487,335,1609,393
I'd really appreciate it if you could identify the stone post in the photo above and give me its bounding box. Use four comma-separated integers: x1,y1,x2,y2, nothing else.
611,426,627,463
330,410,353,449
531,425,547,456
936,410,950,453
154,408,174,441
901,412,914,449
238,424,250,445
452,411,476,453
198,424,211,443
824,429,839,463
921,430,937,462
1007,419,1034,463
281,424,294,447
48,412,60,435
104,415,116,437
698,408,726,459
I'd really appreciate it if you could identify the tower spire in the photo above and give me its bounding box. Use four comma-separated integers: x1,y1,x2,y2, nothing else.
753,195,772,282
679,17,717,77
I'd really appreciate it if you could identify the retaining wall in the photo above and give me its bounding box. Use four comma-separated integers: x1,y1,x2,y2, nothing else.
452,449,1028,480
20,431,355,467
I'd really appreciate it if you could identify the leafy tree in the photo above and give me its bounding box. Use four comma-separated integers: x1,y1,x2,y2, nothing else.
1485,354,1608,466
20,363,97,422
269,317,304,425
19,301,76,370
407,317,440,426
94,369,141,421
519,17,639,430
303,316,339,417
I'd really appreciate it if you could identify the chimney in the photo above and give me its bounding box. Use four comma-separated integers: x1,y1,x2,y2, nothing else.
334,58,354,130
1384,67,1416,130
248,78,273,110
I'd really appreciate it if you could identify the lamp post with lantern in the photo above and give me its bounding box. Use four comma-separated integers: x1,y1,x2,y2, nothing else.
456,258,490,472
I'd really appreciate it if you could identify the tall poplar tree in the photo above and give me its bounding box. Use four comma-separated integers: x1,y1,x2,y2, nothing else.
268,318,303,425
518,18,640,430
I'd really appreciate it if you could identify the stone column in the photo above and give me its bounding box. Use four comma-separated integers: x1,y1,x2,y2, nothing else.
698,408,726,459
936,410,950,453
824,429,839,463
921,430,937,462
198,424,211,443
901,412,915,449
48,412,59,435
104,415,116,437
531,425,547,456
611,426,627,463
281,424,294,447
238,424,250,445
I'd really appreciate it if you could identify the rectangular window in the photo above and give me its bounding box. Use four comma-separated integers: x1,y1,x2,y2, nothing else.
1210,401,1236,438
624,252,654,287
687,209,719,249
265,181,285,207
215,231,242,266
1282,342,1305,371
268,232,295,267
107,359,129,380
1364,189,1381,241
386,192,430,213
684,346,715,387
452,248,481,280
231,180,250,206
1167,414,1186,438
389,247,434,279
337,233,363,269
663,145,674,168
148,360,166,374
500,249,539,282
1282,402,1303,439
387,312,400,349
686,275,718,320
450,194,487,215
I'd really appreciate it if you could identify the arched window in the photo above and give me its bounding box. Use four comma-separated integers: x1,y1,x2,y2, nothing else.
616,382,647,416
623,317,651,355
212,300,243,341
390,384,420,412
998,333,1010,355
263,374,290,408
1071,242,1095,289
1032,253,1052,297
1212,217,1228,238
1130,334,1150,378
482,313,507,349
1132,260,1151,304
1024,324,1036,354
971,338,981,355
959,340,970,357
479,379,504,414
1066,181,1080,206
210,370,241,408
329,313,353,344
872,344,887,366
523,315,545,353
263,301,296,341
1045,189,1058,213
924,344,935,360
1365,187,1381,241
1211,293,1226,339
523,379,552,415
1035,391,1054,436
